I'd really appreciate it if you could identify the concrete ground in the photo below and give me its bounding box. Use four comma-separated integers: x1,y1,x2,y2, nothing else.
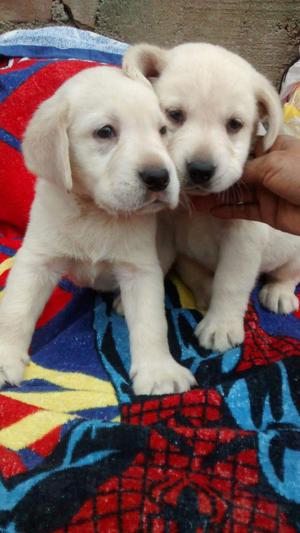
0,0,300,86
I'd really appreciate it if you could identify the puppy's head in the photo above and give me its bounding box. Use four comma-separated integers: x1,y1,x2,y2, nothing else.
124,43,282,194
22,66,178,214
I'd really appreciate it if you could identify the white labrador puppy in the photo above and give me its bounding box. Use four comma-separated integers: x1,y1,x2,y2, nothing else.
124,43,300,352
0,66,196,394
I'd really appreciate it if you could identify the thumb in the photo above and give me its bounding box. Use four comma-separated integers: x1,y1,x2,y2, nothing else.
211,201,262,223
241,156,270,184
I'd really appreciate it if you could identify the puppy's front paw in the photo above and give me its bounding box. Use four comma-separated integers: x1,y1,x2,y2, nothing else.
195,313,244,352
0,346,29,387
259,283,299,314
131,358,196,395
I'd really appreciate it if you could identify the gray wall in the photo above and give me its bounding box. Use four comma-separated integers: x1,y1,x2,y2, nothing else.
1,0,300,87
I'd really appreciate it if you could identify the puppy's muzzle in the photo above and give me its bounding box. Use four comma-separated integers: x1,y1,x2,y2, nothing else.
187,160,216,188
139,167,170,192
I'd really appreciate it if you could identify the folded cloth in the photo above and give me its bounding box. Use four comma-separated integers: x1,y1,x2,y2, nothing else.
0,25,128,62
0,27,299,533
280,48,300,138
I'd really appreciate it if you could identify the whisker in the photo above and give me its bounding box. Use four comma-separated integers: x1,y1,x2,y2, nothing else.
232,186,237,203
218,191,224,205
240,178,251,194
235,182,242,201
180,191,193,214
225,188,230,204
240,178,255,201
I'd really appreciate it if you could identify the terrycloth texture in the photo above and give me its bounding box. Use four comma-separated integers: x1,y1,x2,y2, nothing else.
0,29,300,532
0,26,128,63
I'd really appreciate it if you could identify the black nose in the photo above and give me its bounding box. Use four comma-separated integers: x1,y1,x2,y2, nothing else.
187,160,216,186
139,167,170,191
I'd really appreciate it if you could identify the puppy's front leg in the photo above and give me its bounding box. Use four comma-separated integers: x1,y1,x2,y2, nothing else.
0,245,66,386
117,264,196,395
195,226,263,352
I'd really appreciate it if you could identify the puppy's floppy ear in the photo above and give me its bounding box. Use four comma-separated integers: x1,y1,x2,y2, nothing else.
123,43,169,86
255,73,283,152
22,93,72,191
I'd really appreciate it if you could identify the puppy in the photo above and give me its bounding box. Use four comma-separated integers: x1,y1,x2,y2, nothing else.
0,66,196,394
124,43,300,352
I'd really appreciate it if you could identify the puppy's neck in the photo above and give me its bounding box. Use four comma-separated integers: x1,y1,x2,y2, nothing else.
71,190,100,215
70,189,137,223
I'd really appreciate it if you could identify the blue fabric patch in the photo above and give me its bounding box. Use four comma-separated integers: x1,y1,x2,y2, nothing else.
0,128,21,151
0,243,18,256
0,45,123,65
0,60,51,103
253,285,300,340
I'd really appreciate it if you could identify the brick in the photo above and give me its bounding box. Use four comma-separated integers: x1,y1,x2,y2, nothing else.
65,0,98,26
1,0,52,22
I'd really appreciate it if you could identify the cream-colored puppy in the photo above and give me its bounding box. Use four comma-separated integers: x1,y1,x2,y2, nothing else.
124,43,300,352
0,66,196,394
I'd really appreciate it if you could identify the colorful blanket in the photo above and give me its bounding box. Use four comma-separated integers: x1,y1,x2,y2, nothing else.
0,28,300,532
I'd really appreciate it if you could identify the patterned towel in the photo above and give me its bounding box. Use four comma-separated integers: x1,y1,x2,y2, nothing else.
0,28,299,533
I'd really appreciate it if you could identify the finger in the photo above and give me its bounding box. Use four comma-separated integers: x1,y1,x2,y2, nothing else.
241,156,272,184
212,195,300,236
269,134,300,153
252,135,285,158
212,187,277,226
243,135,300,186
189,194,221,211
246,153,300,206
253,137,265,157
211,202,263,223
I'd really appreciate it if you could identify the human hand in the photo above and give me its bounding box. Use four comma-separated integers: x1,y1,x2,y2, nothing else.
211,135,300,235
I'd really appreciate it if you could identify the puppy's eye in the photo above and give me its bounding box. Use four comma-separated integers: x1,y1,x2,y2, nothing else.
226,118,243,134
94,125,116,139
166,109,185,125
159,125,167,135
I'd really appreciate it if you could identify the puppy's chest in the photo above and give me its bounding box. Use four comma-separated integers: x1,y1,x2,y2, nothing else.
64,213,155,265
68,259,118,291
68,221,123,262
175,212,222,270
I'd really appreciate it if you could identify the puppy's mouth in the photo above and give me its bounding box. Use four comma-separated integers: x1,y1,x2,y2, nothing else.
183,182,221,196
98,192,171,217
137,192,170,214
76,190,171,218
184,185,211,196
183,176,233,195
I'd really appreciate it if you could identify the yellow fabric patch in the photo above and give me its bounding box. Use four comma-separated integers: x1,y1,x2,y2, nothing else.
0,257,14,299
24,361,113,393
0,257,14,277
3,389,116,414
169,272,197,310
0,410,75,451
283,102,300,123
